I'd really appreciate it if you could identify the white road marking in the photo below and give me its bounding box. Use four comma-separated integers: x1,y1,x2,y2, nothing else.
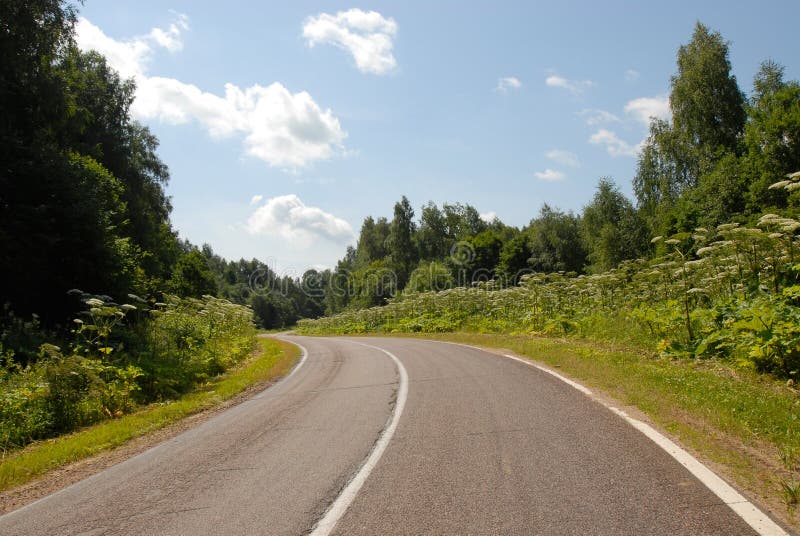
276,339,309,383
502,353,593,396
607,406,788,536
436,339,788,536
308,340,409,536
249,339,309,400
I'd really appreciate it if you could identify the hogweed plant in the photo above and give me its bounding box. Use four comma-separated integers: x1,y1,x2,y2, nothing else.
0,292,256,452
300,171,800,380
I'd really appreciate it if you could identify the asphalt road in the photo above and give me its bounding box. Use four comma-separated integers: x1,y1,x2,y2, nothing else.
0,336,780,535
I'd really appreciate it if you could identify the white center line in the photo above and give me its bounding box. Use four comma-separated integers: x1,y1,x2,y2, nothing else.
309,339,409,536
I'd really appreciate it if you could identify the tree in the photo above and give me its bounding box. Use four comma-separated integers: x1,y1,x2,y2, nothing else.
527,205,586,274
442,203,487,240
670,22,746,155
467,229,504,280
581,179,647,273
406,261,454,293
634,22,746,235
59,49,178,285
355,216,389,267
168,250,217,298
497,230,532,282
387,196,417,287
350,259,397,308
743,60,800,212
415,202,448,260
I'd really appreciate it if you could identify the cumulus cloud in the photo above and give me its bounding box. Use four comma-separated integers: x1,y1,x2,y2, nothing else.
624,95,670,126
534,169,565,181
479,211,497,222
589,129,640,157
75,17,155,79
250,194,263,205
76,16,346,168
545,149,580,168
303,9,398,75
545,74,594,95
577,108,621,126
495,76,522,93
246,194,354,246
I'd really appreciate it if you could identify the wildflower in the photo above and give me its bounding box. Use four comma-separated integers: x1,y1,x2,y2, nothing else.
769,180,790,190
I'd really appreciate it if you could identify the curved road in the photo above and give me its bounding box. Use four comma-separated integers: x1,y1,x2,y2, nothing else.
0,336,786,535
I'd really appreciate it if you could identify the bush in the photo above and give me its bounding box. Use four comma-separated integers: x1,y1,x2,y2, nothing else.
0,293,255,452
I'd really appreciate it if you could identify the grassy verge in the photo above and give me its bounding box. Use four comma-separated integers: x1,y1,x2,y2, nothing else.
0,337,298,492
353,332,800,526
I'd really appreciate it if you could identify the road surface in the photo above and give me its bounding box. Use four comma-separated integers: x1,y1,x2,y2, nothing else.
0,336,784,535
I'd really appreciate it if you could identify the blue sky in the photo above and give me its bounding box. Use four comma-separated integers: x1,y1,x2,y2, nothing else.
76,1,800,274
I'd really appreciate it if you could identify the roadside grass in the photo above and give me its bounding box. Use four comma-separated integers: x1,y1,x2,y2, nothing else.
354,332,800,525
0,337,298,493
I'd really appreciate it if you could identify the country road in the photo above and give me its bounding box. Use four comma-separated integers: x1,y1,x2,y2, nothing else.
0,336,787,535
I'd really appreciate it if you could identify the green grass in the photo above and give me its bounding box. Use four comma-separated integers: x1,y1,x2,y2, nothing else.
0,337,298,492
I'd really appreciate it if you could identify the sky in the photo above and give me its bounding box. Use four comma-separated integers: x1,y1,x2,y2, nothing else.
75,0,800,276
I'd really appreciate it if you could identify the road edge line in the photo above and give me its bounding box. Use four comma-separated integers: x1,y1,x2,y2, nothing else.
308,340,409,536
436,339,789,536
271,337,309,385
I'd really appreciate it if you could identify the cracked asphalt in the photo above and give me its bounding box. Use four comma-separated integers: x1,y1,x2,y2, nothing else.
0,336,771,535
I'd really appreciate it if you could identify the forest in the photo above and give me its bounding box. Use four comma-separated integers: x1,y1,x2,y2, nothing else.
1,1,798,452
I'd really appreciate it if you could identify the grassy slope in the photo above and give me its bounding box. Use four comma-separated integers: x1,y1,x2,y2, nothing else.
0,337,298,492
352,332,800,527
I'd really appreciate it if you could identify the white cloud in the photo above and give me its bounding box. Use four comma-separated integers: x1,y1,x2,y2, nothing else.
75,17,154,79
250,194,263,205
545,149,580,168
577,108,621,126
148,13,189,52
495,76,522,93
624,69,640,82
246,194,354,247
534,169,566,181
303,9,398,75
479,211,497,222
624,95,670,126
589,129,640,157
77,16,346,169
545,74,594,95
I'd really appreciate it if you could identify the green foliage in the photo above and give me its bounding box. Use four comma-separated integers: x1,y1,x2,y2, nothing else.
387,196,417,287
633,22,750,238
301,213,800,382
355,216,390,267
406,261,454,293
671,22,746,154
526,204,586,273
582,179,648,272
0,293,255,452
0,3,180,322
168,249,218,298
